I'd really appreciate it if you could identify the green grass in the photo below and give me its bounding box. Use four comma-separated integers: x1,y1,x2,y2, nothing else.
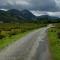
0,23,47,50
0,31,29,50
48,27,60,60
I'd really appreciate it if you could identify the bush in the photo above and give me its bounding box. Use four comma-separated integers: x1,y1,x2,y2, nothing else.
8,31,17,37
51,30,54,32
57,32,60,39
0,35,5,39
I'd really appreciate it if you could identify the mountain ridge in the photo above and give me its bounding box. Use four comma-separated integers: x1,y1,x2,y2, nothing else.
0,9,60,23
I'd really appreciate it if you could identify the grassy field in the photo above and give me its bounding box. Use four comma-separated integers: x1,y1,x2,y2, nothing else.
0,31,29,49
0,23,46,49
48,24,60,60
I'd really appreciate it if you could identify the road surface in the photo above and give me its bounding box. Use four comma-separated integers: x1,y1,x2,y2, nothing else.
0,26,51,60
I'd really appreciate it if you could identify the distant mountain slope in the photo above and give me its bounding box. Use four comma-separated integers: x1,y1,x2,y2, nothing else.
0,10,21,23
0,9,60,23
0,9,36,22
37,15,59,20
8,9,36,20
7,9,25,20
21,9,36,20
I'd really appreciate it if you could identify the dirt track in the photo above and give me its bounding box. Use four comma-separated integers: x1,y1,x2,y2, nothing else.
0,26,50,60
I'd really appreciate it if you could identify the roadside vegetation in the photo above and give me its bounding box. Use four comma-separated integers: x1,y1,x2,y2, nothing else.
0,23,46,49
48,23,60,60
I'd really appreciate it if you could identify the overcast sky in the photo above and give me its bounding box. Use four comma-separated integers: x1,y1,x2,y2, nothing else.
0,0,60,16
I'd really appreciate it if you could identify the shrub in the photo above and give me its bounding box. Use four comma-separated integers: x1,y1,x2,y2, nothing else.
51,30,53,32
0,35,5,39
8,31,17,37
57,32,60,39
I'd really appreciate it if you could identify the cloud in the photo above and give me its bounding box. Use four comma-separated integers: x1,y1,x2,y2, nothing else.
31,10,60,18
31,10,48,16
48,12,60,17
29,0,58,11
0,0,60,11
55,0,60,6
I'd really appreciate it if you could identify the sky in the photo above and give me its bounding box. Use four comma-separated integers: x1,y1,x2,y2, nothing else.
0,0,60,16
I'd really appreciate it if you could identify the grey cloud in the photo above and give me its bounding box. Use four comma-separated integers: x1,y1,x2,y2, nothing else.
0,0,60,11
29,0,59,11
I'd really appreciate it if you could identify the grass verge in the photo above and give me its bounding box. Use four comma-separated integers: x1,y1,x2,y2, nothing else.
0,31,30,49
48,27,60,60
0,23,47,50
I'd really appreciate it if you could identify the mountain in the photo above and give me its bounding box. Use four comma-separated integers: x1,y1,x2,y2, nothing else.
21,9,36,20
7,9,36,20
7,9,25,20
0,10,23,22
0,9,36,22
37,15,59,20
0,9,60,23
36,15,60,23
0,10,6,13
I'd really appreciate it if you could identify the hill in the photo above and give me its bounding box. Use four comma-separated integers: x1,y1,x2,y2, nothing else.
0,9,60,23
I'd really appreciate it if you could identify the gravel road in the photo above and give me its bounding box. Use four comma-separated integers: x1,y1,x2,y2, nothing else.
0,26,50,60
